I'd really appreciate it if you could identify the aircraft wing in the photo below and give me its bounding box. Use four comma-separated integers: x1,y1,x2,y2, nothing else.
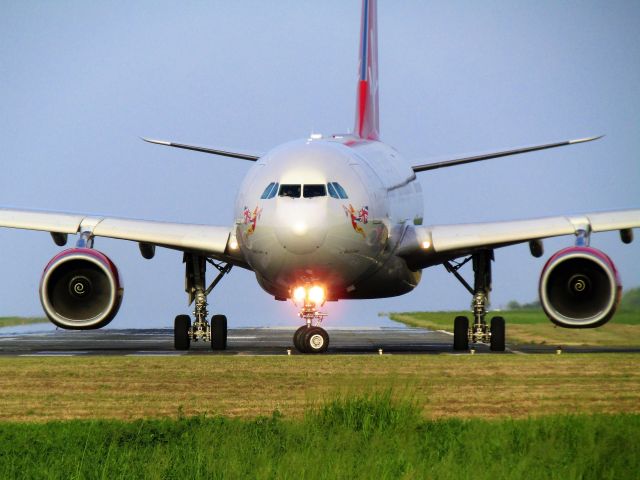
410,136,602,172
0,207,247,267
397,208,640,270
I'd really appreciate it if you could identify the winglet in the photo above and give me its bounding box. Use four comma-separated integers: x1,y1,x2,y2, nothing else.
354,0,380,141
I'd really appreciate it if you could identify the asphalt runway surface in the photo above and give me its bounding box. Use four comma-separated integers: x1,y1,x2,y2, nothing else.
1,326,638,356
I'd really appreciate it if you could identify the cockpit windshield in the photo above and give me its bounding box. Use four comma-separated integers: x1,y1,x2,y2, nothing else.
279,184,301,198
303,184,326,198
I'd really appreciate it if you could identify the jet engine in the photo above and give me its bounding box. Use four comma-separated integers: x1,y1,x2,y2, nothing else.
39,248,123,329
539,246,621,328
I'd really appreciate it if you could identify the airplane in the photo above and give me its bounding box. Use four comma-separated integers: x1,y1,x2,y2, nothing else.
1,0,638,354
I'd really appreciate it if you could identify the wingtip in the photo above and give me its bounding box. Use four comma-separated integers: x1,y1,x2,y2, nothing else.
569,135,605,144
141,137,171,146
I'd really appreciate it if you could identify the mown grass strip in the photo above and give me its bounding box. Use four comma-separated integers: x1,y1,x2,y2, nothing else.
389,310,640,346
0,396,637,479
0,317,47,328
0,355,638,422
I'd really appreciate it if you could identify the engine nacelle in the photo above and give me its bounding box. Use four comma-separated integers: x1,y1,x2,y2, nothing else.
539,246,621,328
39,248,123,329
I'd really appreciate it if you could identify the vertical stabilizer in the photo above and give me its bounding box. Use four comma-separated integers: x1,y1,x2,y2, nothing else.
354,0,379,141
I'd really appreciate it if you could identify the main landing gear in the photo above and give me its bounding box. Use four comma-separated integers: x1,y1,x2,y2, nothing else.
174,254,232,351
292,289,329,354
445,250,506,352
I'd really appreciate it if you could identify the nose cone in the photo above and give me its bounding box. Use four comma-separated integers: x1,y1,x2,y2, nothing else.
275,199,328,254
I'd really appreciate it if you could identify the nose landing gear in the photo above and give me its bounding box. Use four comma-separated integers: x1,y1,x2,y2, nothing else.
292,291,329,353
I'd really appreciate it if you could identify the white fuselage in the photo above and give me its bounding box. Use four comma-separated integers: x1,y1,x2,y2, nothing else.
234,135,423,301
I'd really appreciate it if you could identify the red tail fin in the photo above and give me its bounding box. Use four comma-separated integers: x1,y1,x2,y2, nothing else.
354,0,379,141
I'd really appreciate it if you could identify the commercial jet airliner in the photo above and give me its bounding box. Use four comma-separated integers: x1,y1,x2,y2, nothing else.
1,0,638,353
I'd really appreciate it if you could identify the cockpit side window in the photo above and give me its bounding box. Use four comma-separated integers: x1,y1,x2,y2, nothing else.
303,184,326,198
279,184,301,198
260,182,276,199
331,182,349,199
267,182,279,199
327,182,339,199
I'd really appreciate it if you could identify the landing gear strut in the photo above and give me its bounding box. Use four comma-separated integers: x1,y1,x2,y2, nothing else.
293,295,329,354
445,250,506,352
174,254,231,351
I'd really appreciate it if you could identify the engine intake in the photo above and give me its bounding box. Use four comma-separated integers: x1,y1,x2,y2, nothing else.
539,246,621,328
39,248,123,329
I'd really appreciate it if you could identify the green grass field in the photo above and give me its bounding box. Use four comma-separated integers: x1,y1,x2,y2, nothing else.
0,397,637,479
0,316,47,328
389,309,640,346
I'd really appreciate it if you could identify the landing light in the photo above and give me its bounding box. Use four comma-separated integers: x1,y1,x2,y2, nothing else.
308,286,325,304
293,286,306,302
292,285,326,305
422,240,431,249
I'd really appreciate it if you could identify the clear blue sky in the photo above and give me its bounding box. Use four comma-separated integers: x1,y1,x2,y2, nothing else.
1,1,638,328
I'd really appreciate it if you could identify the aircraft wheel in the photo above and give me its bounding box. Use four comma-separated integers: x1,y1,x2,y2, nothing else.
490,316,506,352
453,315,469,351
211,314,228,350
174,315,191,351
293,326,308,353
303,326,329,354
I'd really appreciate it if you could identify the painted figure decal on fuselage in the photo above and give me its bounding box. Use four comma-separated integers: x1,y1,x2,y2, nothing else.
243,206,262,235
344,204,369,238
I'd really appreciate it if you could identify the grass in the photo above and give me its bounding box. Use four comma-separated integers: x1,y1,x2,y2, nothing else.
0,355,639,422
0,396,637,479
389,309,640,346
0,316,47,328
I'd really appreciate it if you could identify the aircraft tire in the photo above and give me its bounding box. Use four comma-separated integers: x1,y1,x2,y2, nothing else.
293,326,308,353
453,316,469,351
490,316,506,352
174,315,191,351
303,326,329,354
211,314,228,350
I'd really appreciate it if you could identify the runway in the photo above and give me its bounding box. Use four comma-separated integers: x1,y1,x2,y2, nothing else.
1,326,638,356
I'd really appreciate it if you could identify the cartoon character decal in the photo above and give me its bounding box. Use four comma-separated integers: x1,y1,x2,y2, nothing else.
343,204,369,238
243,206,262,235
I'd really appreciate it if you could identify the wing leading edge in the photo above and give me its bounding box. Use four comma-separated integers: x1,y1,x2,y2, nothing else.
397,208,640,270
0,207,247,268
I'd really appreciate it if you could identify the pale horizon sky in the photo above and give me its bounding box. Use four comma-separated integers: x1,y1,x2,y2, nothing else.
1,1,638,328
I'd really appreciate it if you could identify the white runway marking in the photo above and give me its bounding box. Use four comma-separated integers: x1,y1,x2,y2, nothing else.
126,351,186,357
227,336,258,340
437,330,454,336
21,353,77,357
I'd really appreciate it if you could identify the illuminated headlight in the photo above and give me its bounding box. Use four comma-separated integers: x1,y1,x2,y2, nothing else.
308,286,325,304
293,286,306,303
